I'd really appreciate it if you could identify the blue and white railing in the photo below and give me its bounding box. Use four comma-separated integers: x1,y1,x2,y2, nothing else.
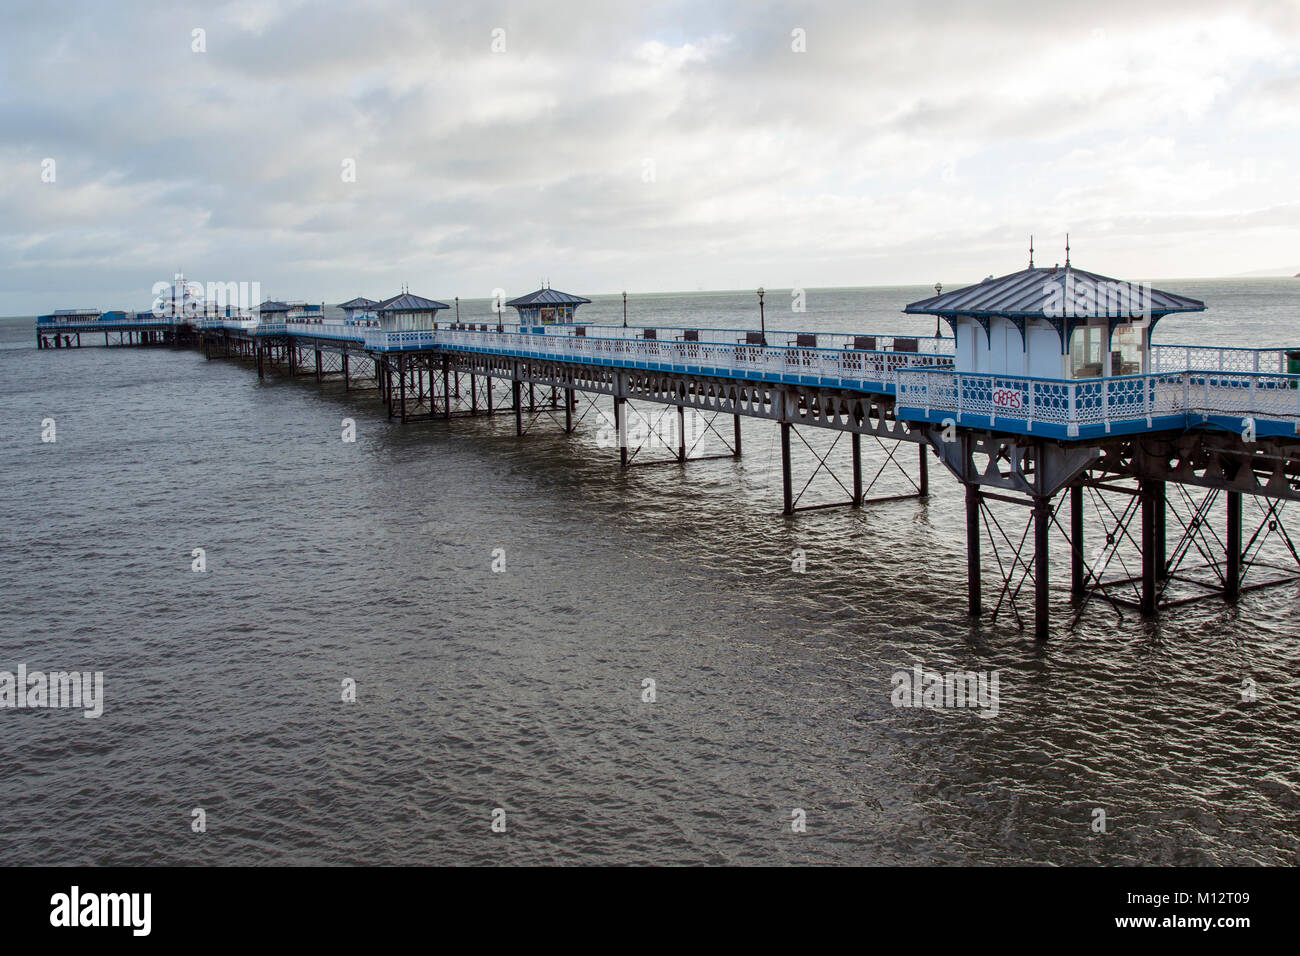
371,327,954,389
896,367,1300,439
1149,344,1297,375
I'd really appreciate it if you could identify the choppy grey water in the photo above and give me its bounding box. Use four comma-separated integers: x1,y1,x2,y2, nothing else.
2,279,1299,865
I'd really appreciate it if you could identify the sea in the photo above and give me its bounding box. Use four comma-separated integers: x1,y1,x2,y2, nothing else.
1,277,1298,865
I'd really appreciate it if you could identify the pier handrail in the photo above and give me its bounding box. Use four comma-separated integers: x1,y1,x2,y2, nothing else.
367,327,954,387
1149,344,1299,375
896,366,1300,438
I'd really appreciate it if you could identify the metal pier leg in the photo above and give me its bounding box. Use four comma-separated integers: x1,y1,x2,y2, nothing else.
1154,480,1167,580
1070,484,1085,601
386,359,394,419
513,379,523,436
1141,479,1157,615
529,382,536,412
257,344,264,380
443,356,451,419
919,444,929,498
733,414,742,458
615,396,627,468
1034,495,1051,641
1226,490,1242,602
471,374,478,415
851,432,863,507
487,375,494,415
966,483,981,617
315,349,322,383
781,422,793,516
565,388,574,433
398,354,407,424
343,353,350,391
677,405,686,462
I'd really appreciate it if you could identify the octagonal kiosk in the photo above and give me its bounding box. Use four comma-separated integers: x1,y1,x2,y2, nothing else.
505,287,592,333
903,261,1205,383
339,297,379,327
373,292,451,331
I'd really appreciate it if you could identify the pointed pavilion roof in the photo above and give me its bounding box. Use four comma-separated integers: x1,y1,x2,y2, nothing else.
903,265,1205,319
505,287,592,308
338,296,378,310
374,292,450,313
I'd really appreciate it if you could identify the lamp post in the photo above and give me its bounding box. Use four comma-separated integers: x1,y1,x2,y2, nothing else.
455,296,460,325
757,287,767,347
933,281,943,338
622,290,627,328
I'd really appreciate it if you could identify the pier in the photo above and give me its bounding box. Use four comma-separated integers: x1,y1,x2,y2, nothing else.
36,266,1300,642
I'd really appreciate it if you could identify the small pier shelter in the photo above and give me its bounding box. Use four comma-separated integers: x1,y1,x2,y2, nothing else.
505,287,592,326
903,260,1205,379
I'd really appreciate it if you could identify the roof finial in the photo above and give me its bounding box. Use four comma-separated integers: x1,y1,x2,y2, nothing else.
1029,234,1034,269
1064,233,1070,268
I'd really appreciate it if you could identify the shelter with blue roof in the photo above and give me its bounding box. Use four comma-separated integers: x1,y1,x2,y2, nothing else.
257,300,291,323
505,286,591,325
339,297,379,326
374,290,450,331
904,248,1205,380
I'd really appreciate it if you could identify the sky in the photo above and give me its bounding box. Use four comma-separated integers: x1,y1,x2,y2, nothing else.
1,0,1298,315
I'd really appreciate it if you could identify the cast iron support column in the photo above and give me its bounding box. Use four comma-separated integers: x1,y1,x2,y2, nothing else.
315,348,322,383
1226,490,1242,602
614,396,627,468
1034,494,1051,641
733,414,742,458
513,378,523,436
1140,478,1157,615
919,444,929,498
343,353,350,391
966,482,981,618
398,354,407,424
256,344,264,380
851,432,863,507
1154,479,1167,580
677,405,686,462
443,356,451,420
385,359,394,418
780,422,793,516
1070,484,1085,600
565,388,574,433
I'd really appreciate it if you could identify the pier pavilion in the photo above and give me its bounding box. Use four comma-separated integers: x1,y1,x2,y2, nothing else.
257,300,291,322
374,291,450,331
285,302,324,324
505,287,592,326
904,259,1206,380
339,297,379,326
